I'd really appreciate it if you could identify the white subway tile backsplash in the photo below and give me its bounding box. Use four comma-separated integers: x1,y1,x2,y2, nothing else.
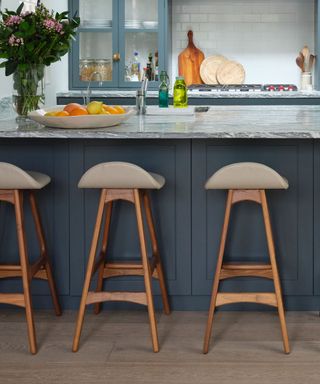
190,14,208,22
172,0,314,85
177,14,190,22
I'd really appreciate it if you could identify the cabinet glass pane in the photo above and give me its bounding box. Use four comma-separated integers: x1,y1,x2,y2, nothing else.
125,0,158,27
125,32,158,82
79,32,113,82
79,0,113,27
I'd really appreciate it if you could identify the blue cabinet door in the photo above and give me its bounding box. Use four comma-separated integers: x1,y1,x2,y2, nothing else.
69,0,120,89
192,140,314,297
68,0,168,90
69,140,192,297
0,140,69,299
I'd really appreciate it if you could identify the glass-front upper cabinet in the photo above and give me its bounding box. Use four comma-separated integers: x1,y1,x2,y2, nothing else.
69,0,169,89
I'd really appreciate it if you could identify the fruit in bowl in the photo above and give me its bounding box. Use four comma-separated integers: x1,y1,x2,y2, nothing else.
44,102,126,117
29,102,134,129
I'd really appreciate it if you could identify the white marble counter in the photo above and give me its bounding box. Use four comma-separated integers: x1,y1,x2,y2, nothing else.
1,106,320,139
57,90,320,99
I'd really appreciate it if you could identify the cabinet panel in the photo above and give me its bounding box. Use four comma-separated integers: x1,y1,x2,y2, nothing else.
69,140,191,297
69,0,168,89
69,0,119,89
192,140,313,296
0,140,69,297
314,142,320,294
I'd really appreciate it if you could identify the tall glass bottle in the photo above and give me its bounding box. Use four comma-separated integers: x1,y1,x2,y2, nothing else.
159,71,169,108
173,76,188,108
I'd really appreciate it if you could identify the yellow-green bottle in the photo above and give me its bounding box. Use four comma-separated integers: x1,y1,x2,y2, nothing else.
173,76,188,108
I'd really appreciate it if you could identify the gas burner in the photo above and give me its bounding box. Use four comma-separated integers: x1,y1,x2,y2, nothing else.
188,84,298,92
263,84,298,92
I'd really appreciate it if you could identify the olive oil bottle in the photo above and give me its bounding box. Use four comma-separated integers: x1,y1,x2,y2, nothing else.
173,76,188,108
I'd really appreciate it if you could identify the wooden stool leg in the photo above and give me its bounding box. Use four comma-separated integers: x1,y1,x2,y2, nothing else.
134,189,159,353
73,189,107,352
260,191,290,354
14,190,37,354
94,201,113,315
29,192,61,316
203,190,233,354
143,191,170,315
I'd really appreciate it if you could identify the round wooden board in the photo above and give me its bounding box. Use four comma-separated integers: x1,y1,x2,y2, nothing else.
200,55,227,84
216,61,245,85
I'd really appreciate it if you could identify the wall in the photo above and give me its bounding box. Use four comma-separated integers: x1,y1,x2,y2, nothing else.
172,0,315,85
0,0,69,105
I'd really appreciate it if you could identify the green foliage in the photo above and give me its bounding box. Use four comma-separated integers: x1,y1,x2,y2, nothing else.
0,2,80,76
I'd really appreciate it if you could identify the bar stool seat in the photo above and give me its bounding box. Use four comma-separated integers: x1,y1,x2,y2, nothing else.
203,162,290,355
205,162,289,190
0,162,61,354
0,163,50,189
73,162,170,354
78,162,165,189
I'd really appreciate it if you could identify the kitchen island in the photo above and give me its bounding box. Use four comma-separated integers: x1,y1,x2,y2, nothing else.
0,105,320,311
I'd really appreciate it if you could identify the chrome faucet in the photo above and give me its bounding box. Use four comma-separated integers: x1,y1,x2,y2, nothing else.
84,71,103,105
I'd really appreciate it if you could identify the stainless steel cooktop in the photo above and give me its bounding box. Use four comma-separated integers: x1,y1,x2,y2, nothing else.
188,84,298,92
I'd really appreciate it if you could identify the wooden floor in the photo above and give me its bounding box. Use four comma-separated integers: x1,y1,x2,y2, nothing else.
1,310,320,383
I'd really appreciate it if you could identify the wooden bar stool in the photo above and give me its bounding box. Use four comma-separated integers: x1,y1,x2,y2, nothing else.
203,162,290,354
73,162,170,353
0,162,61,354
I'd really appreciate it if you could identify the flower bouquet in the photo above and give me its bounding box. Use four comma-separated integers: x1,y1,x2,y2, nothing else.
0,2,80,117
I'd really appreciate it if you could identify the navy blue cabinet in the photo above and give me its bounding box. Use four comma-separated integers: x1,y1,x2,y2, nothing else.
192,140,314,297
69,0,170,90
0,140,69,300
0,138,319,310
69,140,191,297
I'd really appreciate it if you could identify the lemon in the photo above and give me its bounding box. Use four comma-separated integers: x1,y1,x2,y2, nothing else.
87,101,103,115
45,111,59,117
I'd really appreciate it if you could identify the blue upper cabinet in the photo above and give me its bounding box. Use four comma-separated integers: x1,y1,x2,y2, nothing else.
69,0,170,90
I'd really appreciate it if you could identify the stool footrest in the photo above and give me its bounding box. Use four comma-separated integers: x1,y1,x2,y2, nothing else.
102,258,158,279
0,259,48,280
86,291,147,306
0,293,25,307
220,263,273,280
216,292,277,307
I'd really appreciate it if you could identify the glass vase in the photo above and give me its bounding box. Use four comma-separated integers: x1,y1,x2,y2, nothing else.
12,64,45,120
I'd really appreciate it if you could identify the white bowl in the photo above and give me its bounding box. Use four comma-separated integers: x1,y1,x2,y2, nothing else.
28,106,135,129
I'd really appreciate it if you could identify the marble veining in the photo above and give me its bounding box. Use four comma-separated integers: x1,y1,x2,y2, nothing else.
1,105,320,139
57,90,320,99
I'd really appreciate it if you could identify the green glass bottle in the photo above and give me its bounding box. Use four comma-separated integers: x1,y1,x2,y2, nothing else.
173,76,188,108
159,71,169,108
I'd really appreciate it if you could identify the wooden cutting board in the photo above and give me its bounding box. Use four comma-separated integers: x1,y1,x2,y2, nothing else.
178,30,205,86
216,61,245,85
200,55,227,84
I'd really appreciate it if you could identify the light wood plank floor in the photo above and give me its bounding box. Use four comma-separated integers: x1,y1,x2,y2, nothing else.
0,310,320,383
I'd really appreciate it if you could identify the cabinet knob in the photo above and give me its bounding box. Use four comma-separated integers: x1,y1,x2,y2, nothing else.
113,53,121,62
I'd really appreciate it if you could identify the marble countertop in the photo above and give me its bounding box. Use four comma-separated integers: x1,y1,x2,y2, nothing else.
57,90,320,99
1,105,320,139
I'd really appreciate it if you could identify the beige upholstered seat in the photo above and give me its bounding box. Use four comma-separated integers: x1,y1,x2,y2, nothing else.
0,162,50,189
78,162,165,189
205,162,289,190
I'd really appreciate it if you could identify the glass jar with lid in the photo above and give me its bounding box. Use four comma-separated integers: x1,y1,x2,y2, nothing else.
80,59,96,81
95,59,112,81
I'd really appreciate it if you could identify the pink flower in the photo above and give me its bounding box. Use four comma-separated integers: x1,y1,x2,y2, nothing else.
4,15,23,26
8,35,24,47
55,22,63,33
43,18,56,30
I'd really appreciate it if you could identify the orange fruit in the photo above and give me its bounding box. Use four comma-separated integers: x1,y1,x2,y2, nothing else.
103,105,119,114
64,103,83,114
113,105,126,114
69,108,89,116
55,110,70,117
